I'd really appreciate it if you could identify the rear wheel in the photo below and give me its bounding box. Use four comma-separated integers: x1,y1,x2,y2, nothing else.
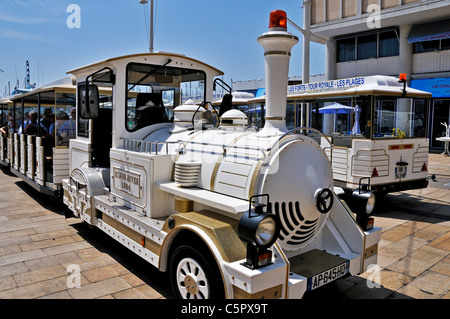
169,245,224,299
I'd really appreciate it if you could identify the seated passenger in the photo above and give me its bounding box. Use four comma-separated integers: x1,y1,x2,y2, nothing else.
0,112,14,135
49,111,69,136
40,108,54,135
59,107,76,137
22,110,38,135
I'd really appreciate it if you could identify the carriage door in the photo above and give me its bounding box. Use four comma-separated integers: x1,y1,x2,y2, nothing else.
92,97,113,168
84,69,114,168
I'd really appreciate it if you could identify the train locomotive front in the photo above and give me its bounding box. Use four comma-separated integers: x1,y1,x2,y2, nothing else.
159,10,380,297
173,126,335,254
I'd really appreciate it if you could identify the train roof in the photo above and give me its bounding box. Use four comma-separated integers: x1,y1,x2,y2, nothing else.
9,76,111,104
9,77,77,101
67,52,224,78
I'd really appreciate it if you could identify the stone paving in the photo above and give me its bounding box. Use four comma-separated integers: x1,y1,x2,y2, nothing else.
304,153,449,299
0,153,448,299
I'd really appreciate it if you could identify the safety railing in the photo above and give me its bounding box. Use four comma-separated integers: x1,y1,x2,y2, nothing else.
120,138,179,155
120,126,330,157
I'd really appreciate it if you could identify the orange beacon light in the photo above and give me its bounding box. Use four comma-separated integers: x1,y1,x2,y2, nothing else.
269,10,287,29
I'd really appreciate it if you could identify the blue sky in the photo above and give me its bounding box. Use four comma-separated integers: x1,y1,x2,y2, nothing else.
0,0,325,97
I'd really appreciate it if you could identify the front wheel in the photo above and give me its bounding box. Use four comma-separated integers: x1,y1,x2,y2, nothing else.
169,245,224,299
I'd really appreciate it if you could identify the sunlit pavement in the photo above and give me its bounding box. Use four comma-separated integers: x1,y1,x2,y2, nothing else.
0,153,448,299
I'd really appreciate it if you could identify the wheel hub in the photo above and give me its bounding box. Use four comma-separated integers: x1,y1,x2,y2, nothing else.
176,257,209,299
184,274,198,295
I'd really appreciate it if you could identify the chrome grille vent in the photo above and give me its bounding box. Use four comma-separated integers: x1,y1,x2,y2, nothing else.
270,201,319,247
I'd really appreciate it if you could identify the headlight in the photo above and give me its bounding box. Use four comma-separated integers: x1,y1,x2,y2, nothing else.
366,192,376,215
350,190,376,231
238,195,280,269
238,209,279,248
255,215,277,246
351,189,376,216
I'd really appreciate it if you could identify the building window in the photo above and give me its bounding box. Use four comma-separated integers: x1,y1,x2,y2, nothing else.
337,28,399,62
337,37,356,62
414,39,450,53
357,34,377,60
441,38,450,51
413,40,440,53
379,30,399,57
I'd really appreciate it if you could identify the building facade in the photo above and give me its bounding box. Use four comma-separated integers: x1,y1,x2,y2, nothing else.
307,0,450,151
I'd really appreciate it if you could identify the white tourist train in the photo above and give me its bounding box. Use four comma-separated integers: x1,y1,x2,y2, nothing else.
1,10,381,299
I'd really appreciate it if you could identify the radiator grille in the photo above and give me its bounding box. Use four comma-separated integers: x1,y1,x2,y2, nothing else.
271,201,319,247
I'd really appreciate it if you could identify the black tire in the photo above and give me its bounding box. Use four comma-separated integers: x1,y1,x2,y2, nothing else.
169,244,224,299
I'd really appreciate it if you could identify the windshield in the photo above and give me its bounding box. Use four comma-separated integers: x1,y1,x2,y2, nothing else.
126,62,206,132
308,96,428,141
373,97,427,138
309,97,371,142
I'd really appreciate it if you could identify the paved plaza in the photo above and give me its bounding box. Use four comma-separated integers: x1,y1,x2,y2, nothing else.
0,153,448,299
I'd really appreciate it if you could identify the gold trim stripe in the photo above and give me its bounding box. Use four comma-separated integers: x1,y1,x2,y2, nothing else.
364,243,378,259
102,214,161,255
233,284,282,299
210,155,224,190
248,160,264,199
265,116,285,121
264,51,291,56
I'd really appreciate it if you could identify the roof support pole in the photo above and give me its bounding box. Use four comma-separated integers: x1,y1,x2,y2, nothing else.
399,24,413,84
302,0,311,85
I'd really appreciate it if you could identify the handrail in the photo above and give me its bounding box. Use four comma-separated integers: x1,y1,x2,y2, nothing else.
213,78,232,94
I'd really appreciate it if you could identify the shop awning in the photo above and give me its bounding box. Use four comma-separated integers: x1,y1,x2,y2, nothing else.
407,18,450,43
411,78,450,98
255,88,266,97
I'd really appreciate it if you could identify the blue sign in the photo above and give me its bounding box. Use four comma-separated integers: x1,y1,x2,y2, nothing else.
410,78,450,98
408,31,450,43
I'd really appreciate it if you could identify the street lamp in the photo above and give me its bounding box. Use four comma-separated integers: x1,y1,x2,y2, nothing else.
139,0,154,53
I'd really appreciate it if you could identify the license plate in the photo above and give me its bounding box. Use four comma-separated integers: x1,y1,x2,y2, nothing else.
307,261,350,291
395,166,407,179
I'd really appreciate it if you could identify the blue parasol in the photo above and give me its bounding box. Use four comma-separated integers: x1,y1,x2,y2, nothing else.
318,103,354,114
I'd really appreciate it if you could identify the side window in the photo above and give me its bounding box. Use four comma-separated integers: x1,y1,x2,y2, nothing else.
374,99,396,137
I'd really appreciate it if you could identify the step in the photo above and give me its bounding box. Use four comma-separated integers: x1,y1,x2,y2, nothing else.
156,181,249,214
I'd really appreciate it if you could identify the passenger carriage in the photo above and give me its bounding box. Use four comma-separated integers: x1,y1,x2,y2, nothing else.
5,77,111,196
249,75,432,213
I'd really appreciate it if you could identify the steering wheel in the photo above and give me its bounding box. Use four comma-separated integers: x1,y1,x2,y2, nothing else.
316,188,334,214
